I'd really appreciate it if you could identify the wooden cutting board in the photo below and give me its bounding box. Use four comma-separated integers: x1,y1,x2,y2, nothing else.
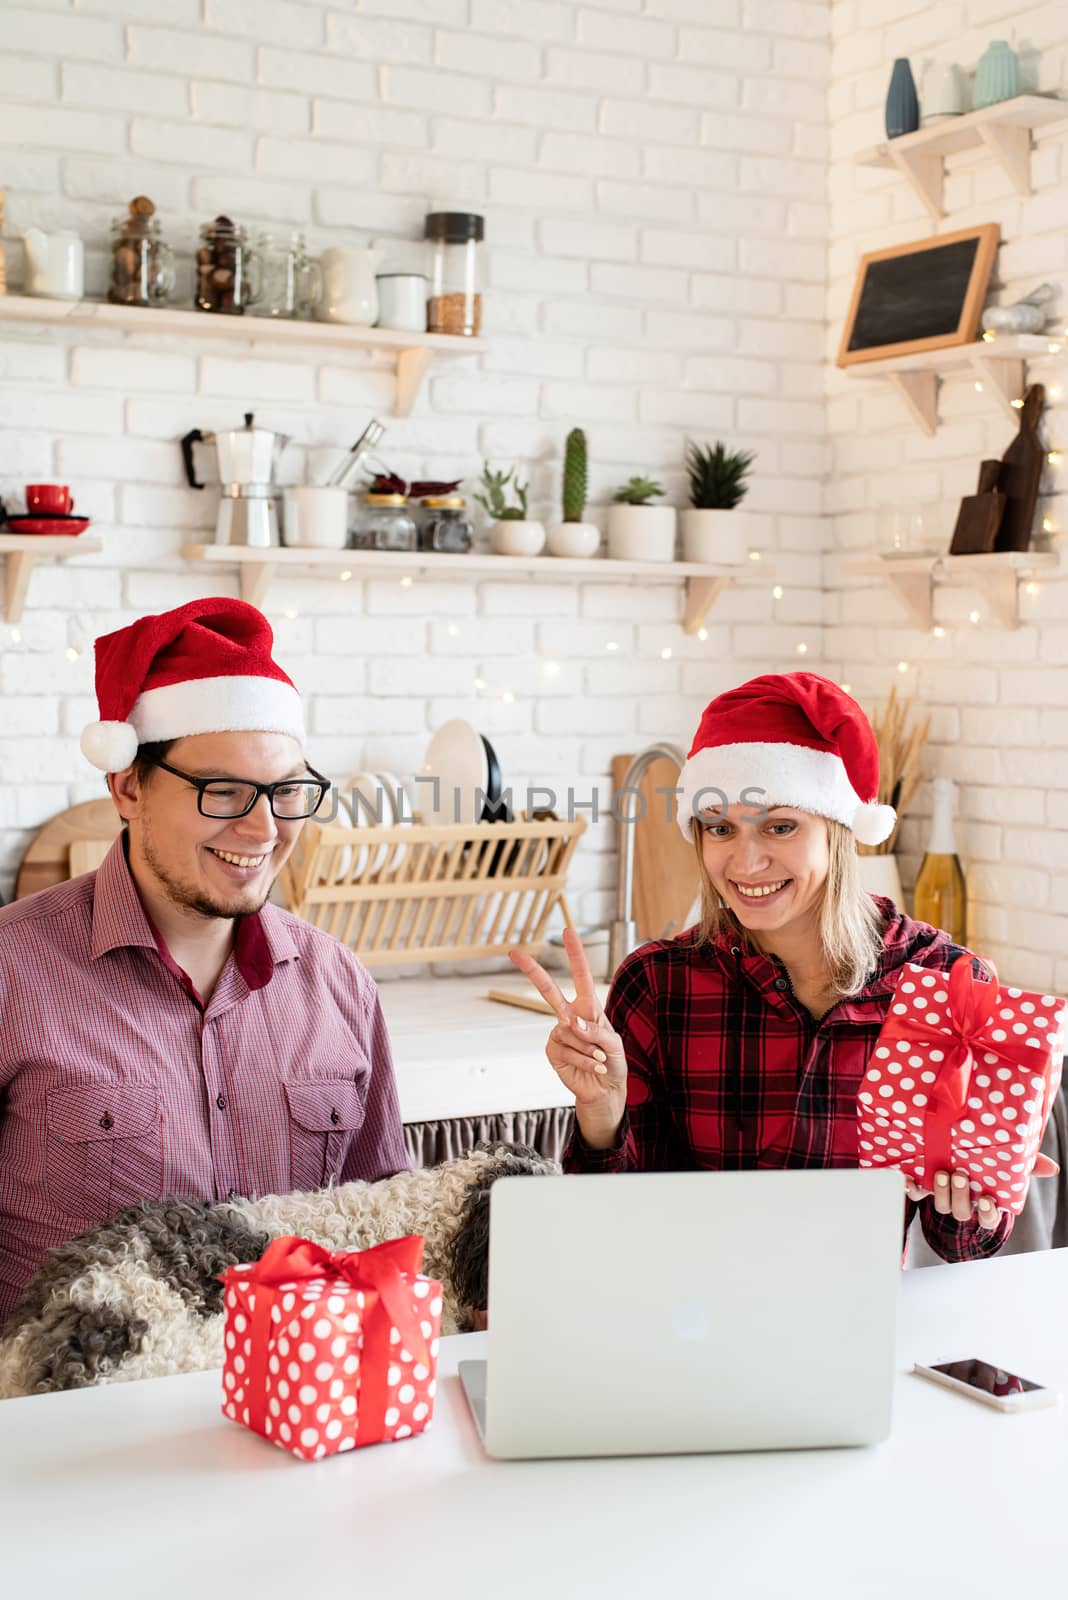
14,798,123,900
994,383,1045,553
611,753,700,942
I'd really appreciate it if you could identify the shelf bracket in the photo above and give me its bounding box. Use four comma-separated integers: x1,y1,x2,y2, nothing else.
3,551,35,624
968,350,1026,423
239,560,276,611
976,122,1032,196
394,347,433,418
887,146,944,222
966,564,1021,629
884,567,933,629
886,370,938,435
683,575,730,635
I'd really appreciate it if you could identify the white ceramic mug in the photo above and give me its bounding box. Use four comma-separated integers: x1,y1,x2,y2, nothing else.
375,273,428,333
22,227,84,300
283,486,350,549
317,246,381,326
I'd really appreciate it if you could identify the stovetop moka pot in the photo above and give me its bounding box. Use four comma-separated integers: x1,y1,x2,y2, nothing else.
180,411,291,548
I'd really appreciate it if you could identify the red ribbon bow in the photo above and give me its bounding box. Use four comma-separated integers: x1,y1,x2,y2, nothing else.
226,1235,435,1443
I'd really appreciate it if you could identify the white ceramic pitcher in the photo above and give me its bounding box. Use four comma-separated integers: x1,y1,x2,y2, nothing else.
23,227,84,300
318,245,382,326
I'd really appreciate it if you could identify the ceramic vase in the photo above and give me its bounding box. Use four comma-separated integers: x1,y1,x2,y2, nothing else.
885,58,919,139
973,40,1019,110
921,61,966,123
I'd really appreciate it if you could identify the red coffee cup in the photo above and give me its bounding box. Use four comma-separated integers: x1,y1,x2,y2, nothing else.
26,484,74,515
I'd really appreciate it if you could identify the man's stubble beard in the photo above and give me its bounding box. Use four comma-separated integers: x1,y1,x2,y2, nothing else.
140,819,275,922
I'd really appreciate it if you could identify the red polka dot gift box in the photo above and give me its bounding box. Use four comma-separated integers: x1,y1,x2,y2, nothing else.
220,1235,442,1462
857,958,1066,1214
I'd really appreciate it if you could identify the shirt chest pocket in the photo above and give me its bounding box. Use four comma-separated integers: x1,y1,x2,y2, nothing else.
283,1079,366,1192
46,1082,163,1225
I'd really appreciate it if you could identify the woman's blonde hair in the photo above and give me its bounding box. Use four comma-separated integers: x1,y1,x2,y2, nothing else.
691,817,886,998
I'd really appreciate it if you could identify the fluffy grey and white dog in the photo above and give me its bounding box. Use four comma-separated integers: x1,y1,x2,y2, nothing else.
0,1143,556,1400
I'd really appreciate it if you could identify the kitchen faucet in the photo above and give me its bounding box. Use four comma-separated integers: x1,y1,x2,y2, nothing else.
607,740,686,975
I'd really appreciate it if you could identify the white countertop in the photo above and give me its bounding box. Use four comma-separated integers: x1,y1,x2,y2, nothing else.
2,1249,1065,1598
377,973,574,1123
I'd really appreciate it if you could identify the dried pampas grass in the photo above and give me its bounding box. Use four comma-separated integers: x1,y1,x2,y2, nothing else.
859,686,930,856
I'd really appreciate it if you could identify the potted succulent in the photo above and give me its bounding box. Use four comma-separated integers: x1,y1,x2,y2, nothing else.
681,439,755,565
607,474,676,562
473,462,545,556
547,428,600,558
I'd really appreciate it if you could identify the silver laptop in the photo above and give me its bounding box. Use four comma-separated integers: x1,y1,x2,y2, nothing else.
459,1168,903,1460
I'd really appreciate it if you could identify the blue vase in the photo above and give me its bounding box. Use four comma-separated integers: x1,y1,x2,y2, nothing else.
885,58,920,139
973,40,1019,110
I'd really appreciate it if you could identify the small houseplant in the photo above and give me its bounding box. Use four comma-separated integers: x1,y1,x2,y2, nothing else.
607,474,676,562
547,428,600,558
682,440,755,564
474,461,545,556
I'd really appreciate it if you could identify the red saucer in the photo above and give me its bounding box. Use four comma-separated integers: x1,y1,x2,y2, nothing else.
3,514,91,536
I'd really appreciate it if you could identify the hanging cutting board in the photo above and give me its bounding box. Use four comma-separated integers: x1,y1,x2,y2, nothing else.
611,753,700,942
994,383,1045,553
14,798,123,900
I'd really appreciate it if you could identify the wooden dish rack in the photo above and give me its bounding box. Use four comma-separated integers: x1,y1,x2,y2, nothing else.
277,813,586,968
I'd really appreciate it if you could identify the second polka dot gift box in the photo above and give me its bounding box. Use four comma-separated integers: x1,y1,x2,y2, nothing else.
857,957,1066,1215
220,1234,442,1462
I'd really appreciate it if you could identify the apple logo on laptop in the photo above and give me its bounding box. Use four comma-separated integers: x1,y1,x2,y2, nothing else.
671,1298,710,1343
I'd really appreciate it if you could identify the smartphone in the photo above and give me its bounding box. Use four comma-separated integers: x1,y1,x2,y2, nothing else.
913,1357,1062,1413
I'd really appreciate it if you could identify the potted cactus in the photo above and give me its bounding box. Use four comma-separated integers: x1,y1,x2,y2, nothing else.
547,428,600,558
474,461,545,556
607,474,676,562
682,439,756,565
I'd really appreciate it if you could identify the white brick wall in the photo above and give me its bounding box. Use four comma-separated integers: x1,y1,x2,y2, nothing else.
827,0,1068,988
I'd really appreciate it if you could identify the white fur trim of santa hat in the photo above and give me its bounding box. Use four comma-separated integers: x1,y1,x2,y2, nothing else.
678,740,896,846
79,674,305,773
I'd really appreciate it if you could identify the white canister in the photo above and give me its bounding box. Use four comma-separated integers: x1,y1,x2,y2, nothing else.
375,273,428,333
317,245,381,326
22,227,85,300
283,485,350,549
921,61,966,123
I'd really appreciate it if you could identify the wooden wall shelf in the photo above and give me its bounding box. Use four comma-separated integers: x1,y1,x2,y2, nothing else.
843,334,1062,435
0,533,103,623
179,543,768,635
855,95,1068,222
842,549,1058,629
0,295,485,417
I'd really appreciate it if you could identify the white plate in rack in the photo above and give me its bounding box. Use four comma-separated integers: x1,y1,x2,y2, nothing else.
419,718,486,827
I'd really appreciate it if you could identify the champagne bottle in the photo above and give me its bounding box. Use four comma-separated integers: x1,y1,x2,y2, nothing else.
913,777,967,942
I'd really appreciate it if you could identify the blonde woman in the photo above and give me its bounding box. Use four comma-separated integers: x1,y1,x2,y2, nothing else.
512,671,1055,1262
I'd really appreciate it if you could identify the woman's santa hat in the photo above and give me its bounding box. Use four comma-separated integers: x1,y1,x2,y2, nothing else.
677,671,896,847
80,597,305,773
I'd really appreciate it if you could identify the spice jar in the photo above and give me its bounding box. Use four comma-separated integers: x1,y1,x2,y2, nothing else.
425,211,483,337
195,216,260,315
420,496,473,554
109,196,174,308
360,493,417,552
249,230,321,320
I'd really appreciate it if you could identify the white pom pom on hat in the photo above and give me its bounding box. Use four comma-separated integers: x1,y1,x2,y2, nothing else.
80,720,139,774
851,801,897,847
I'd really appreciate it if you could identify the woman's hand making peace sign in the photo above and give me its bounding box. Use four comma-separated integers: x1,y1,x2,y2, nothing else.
509,929,628,1150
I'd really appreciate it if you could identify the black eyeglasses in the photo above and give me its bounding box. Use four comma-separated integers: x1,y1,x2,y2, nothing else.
146,757,331,820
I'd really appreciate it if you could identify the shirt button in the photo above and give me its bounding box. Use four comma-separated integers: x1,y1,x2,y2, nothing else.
330,1107,341,1126
774,977,789,990
216,1094,227,1111
99,1111,114,1131
730,946,741,957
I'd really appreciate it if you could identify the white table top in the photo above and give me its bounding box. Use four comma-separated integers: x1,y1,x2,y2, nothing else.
376,973,572,1123
2,1249,1065,1598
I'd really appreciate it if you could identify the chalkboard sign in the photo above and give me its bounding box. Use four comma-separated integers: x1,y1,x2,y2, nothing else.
837,224,999,367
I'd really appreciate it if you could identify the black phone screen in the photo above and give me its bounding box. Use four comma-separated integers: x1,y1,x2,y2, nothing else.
931,1358,1043,1397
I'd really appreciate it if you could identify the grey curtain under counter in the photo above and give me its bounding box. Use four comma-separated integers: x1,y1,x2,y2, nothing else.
404,1106,574,1168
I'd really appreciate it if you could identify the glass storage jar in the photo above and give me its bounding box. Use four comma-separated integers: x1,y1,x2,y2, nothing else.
249,230,321,319
420,495,473,553
425,211,483,337
360,493,417,552
108,198,174,307
195,216,260,315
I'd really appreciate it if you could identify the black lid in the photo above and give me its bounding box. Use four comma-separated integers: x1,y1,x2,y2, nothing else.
425,211,484,244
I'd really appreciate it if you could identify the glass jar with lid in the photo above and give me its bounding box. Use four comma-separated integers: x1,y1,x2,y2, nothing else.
420,495,473,554
249,230,322,320
195,216,261,315
360,493,417,552
108,196,174,308
425,211,484,337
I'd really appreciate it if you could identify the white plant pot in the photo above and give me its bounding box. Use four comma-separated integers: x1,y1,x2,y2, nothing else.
606,504,676,562
855,852,903,907
491,518,545,556
681,507,748,565
546,520,601,558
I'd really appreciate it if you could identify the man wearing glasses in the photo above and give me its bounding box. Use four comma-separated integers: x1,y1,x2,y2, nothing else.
0,598,410,1327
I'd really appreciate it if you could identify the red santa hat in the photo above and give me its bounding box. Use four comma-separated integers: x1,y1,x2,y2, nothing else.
80,597,305,773
677,671,896,847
